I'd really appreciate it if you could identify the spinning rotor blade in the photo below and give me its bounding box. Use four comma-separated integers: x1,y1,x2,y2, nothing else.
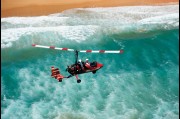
79,50,123,54
32,44,74,51
32,44,124,54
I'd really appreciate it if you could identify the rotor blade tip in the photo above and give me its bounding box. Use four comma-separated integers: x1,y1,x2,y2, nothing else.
120,50,124,53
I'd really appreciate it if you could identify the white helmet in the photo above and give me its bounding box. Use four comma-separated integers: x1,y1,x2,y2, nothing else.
79,59,81,62
86,59,89,61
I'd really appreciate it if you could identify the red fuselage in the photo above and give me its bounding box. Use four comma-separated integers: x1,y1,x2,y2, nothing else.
67,61,103,75
84,62,103,73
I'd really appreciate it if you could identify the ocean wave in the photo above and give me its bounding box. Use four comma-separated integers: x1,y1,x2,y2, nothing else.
1,4,179,49
1,25,99,48
1,16,69,28
1,65,178,119
1,4,179,119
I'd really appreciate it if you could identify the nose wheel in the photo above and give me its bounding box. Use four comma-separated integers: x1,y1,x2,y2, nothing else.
92,71,96,74
77,79,81,83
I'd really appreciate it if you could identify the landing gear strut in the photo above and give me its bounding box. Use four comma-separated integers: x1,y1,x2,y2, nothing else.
75,75,81,83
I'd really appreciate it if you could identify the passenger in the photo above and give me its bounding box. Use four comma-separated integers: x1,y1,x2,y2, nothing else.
85,59,89,64
78,59,84,71
85,59,91,69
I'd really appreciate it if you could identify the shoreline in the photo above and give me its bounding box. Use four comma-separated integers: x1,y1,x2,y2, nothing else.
1,1,179,18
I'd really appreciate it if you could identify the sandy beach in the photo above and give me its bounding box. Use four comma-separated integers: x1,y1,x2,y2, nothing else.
1,0,179,17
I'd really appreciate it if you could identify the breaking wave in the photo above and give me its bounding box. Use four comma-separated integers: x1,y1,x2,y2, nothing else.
1,4,179,119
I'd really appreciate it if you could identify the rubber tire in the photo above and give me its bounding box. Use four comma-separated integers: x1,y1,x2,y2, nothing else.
58,80,62,82
92,71,96,74
77,79,81,83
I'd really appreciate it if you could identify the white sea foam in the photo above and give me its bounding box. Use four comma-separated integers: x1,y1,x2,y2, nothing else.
1,25,99,48
1,4,179,49
1,58,179,119
60,4,179,24
138,13,179,25
1,16,69,26
152,95,179,119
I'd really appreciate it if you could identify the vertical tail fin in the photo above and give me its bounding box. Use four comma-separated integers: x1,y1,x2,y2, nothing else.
51,66,64,82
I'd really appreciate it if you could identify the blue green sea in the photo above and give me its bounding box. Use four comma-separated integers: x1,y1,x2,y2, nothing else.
1,4,179,119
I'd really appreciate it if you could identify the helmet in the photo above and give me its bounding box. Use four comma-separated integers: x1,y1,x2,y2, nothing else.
79,59,81,62
86,59,89,61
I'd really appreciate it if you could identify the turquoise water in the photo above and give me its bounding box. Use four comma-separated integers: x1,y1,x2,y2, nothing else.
1,5,179,119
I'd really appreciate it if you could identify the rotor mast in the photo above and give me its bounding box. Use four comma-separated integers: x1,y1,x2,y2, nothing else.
74,50,79,64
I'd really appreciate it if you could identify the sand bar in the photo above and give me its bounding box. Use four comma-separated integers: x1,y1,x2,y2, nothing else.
1,0,179,17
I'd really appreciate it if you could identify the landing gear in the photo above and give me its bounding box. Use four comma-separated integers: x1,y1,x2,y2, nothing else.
92,71,96,74
75,75,81,83
77,79,81,83
58,79,62,82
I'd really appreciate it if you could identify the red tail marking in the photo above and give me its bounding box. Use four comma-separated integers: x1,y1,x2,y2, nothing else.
62,48,68,50
50,46,55,49
32,44,36,46
120,50,124,53
99,50,105,53
86,50,92,52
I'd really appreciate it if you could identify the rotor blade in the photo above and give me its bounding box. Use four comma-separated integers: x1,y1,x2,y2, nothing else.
32,44,74,52
79,50,123,54
32,44,124,54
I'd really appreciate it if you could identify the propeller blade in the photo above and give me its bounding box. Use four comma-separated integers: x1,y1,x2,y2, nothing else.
32,44,124,54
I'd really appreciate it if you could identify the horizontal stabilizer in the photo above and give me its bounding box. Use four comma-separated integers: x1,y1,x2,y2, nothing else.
51,66,64,82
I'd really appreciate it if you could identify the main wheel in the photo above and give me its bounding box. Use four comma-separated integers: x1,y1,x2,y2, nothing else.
58,80,62,82
92,71,96,74
77,79,81,83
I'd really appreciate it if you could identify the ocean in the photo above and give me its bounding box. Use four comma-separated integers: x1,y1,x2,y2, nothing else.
1,4,179,119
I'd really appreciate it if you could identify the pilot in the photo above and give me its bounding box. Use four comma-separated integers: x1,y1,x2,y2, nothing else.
85,59,89,63
85,59,91,69
78,59,84,71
